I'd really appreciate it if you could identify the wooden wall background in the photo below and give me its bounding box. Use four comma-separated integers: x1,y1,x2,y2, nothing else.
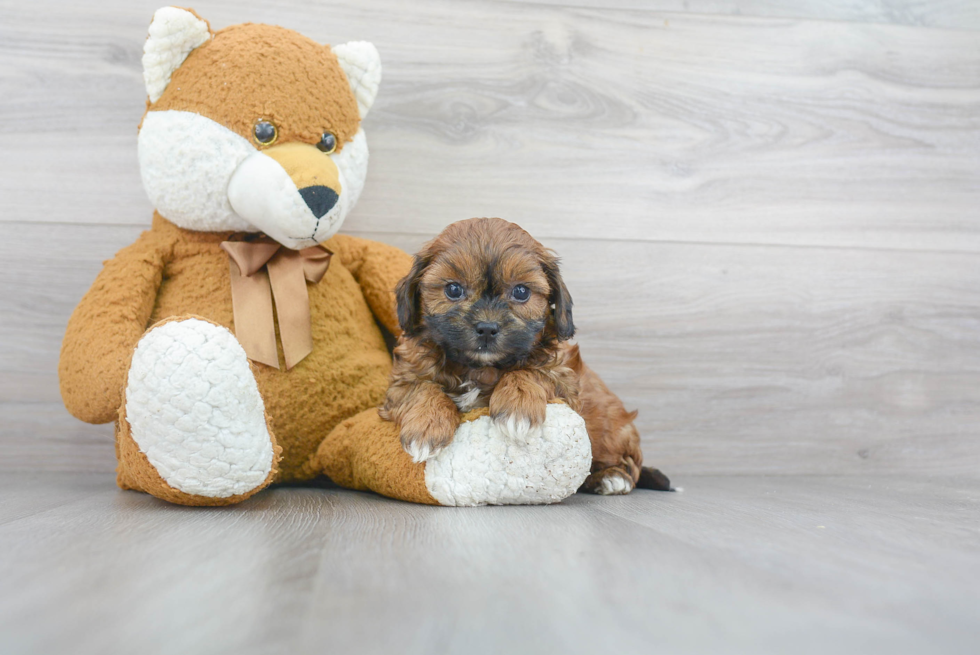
1,0,978,477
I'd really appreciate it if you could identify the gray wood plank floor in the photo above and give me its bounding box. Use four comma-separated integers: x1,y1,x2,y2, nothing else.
1,2,978,652
1,473,977,655
504,0,980,30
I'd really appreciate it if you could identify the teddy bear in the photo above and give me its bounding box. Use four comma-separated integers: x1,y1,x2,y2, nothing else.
58,7,592,507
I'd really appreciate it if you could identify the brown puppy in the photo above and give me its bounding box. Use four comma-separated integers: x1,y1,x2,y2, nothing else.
380,217,670,494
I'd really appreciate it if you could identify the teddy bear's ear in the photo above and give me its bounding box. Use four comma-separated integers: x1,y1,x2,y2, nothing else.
332,41,382,119
142,7,212,103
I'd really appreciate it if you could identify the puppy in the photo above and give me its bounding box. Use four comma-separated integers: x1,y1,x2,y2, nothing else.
380,218,670,494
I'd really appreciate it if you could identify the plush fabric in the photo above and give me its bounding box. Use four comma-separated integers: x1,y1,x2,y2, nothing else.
58,7,592,507
332,42,383,119
142,6,212,104
115,316,282,507
149,22,361,150
138,110,257,232
316,407,438,505
125,317,276,497
61,214,407,483
424,404,592,507
316,403,591,507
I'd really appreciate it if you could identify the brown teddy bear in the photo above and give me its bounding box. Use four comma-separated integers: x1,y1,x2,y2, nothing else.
58,7,592,507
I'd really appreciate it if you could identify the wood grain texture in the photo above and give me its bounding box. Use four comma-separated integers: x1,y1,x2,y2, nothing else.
503,0,980,30
5,222,979,476
3,3,979,651
1,0,978,477
0,473,977,655
1,0,979,251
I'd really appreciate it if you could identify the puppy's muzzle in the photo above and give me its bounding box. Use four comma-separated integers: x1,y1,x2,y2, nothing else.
475,321,500,348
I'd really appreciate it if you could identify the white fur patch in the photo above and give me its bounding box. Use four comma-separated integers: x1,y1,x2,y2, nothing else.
405,440,433,464
450,383,481,412
327,128,369,236
227,150,322,250
424,404,592,506
143,7,211,103
125,319,274,498
495,413,544,444
333,42,382,118
139,110,370,248
597,471,633,496
226,130,368,249
139,110,256,232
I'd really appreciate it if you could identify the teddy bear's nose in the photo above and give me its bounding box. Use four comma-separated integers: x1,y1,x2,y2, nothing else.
298,186,339,218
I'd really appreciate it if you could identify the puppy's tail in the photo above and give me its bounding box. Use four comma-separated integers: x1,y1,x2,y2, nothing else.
636,466,674,492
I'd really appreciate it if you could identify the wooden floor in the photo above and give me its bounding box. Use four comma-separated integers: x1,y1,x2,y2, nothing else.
2,1,979,652
0,473,977,655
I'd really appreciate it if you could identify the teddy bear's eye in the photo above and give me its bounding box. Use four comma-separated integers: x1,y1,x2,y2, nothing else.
317,131,337,154
253,120,277,145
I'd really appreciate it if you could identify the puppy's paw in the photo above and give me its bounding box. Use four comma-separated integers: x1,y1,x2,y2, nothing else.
489,372,548,444
580,467,635,496
493,413,544,444
401,429,454,463
598,471,634,495
399,406,460,463
402,438,437,464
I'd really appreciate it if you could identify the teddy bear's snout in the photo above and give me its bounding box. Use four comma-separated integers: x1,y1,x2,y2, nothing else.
257,141,343,221
226,140,349,248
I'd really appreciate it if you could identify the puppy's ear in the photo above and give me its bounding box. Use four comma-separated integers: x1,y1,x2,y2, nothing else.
395,249,432,337
543,253,575,341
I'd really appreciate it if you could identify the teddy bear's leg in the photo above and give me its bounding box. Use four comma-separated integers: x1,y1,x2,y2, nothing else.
315,403,592,506
116,317,280,506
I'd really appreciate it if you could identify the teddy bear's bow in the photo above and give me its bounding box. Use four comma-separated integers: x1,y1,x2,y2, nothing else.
220,237,333,371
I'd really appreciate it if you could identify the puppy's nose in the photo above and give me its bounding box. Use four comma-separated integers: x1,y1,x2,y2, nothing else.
475,322,500,338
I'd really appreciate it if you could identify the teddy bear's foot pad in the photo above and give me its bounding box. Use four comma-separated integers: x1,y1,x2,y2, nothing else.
424,403,593,506
125,318,275,499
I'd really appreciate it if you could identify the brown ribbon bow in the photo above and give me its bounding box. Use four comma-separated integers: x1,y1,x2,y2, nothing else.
221,236,332,370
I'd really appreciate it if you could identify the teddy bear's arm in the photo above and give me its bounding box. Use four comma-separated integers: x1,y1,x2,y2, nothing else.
59,230,171,424
326,234,412,336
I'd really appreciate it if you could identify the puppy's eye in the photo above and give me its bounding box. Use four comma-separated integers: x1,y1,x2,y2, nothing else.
445,283,465,300
253,120,277,145
511,285,530,302
317,131,337,154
